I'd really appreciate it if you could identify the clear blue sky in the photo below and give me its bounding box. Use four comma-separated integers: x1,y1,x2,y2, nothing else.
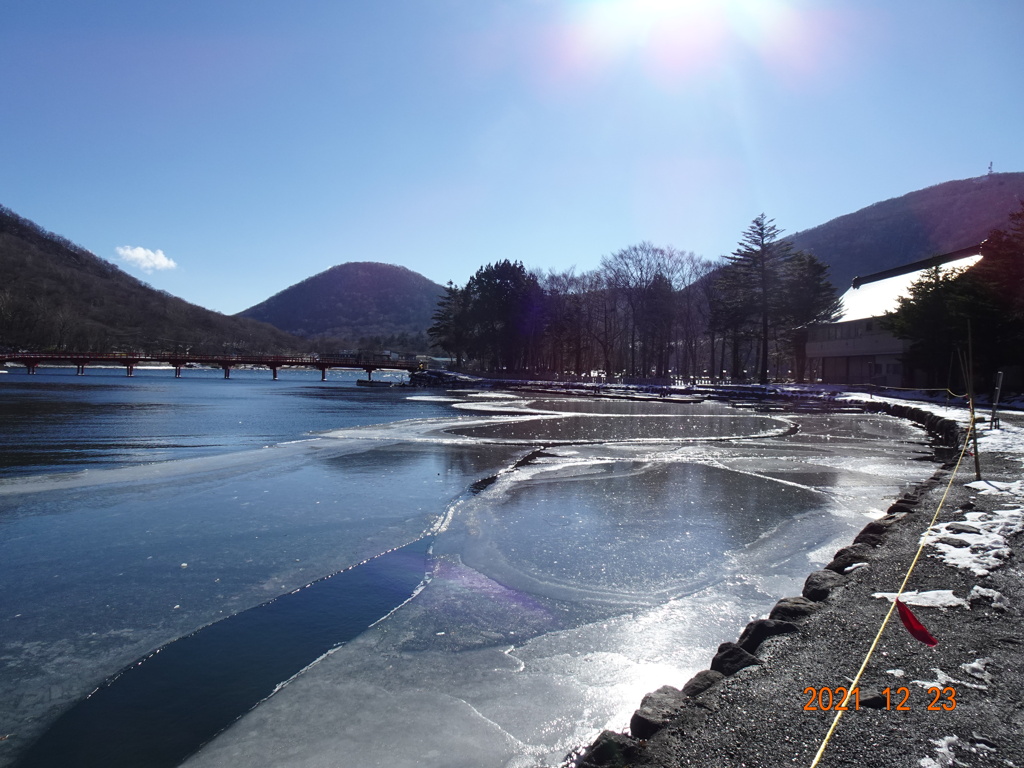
3,1,1022,314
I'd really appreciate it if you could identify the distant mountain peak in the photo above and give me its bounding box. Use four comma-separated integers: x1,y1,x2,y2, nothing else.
237,261,445,344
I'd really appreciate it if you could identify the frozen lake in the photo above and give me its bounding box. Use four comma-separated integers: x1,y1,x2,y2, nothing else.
0,369,938,767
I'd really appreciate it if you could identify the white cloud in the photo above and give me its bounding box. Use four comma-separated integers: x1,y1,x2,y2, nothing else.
116,245,177,273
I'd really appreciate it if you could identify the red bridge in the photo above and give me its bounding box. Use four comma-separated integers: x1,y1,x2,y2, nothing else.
0,352,422,381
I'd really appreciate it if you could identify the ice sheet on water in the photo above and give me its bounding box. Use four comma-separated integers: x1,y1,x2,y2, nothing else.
4,396,945,767
0,437,338,496
318,412,548,444
182,577,758,768
417,396,809,445
182,427,941,768
448,414,797,444
453,400,551,415
404,395,466,403
451,454,852,606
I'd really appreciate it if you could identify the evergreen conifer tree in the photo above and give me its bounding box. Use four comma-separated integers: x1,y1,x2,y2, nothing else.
727,214,792,384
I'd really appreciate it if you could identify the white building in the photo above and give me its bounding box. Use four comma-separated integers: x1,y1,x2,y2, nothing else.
805,246,982,387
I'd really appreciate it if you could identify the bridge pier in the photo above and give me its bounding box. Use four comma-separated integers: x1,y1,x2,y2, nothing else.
363,366,376,381
271,366,279,381
318,366,328,381
125,364,134,377
25,362,38,374
221,364,232,379
76,364,87,375
174,366,182,378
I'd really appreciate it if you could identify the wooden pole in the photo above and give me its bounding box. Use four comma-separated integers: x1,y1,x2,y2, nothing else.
990,370,1004,429
967,320,981,480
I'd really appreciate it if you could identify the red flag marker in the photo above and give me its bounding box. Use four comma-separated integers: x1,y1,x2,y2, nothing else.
895,598,938,647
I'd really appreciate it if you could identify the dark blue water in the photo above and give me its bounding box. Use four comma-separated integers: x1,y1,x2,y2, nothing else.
0,367,436,476
14,539,431,768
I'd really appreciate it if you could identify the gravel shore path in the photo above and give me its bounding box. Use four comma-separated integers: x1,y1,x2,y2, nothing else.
578,412,1024,768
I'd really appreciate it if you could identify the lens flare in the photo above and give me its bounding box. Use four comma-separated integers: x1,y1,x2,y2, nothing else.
549,0,829,90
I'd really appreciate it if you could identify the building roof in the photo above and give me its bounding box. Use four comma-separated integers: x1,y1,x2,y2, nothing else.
849,243,984,288
838,245,983,322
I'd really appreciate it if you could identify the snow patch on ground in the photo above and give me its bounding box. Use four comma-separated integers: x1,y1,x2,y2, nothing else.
911,667,986,692
918,735,963,768
872,590,967,609
968,585,1010,610
960,657,995,687
976,421,1024,457
965,478,1024,496
923,508,1024,576
918,732,1001,767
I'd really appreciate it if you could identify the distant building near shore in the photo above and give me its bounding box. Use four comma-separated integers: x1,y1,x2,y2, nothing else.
805,245,983,387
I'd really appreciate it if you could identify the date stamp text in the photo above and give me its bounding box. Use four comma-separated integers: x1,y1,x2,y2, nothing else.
802,686,957,712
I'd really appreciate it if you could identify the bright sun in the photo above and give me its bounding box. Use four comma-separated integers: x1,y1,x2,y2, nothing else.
561,0,811,86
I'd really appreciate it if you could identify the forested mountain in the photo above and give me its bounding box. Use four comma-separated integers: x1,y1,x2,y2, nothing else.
237,262,445,351
0,205,302,353
789,172,1024,290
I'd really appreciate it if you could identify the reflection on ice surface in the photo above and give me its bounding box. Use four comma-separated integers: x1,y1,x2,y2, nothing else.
455,459,829,601
182,406,934,768
184,586,745,768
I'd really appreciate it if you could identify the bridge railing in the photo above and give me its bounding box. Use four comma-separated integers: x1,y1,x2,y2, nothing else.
0,351,420,377
0,351,403,364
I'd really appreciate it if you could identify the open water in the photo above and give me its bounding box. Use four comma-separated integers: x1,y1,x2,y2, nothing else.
0,367,938,767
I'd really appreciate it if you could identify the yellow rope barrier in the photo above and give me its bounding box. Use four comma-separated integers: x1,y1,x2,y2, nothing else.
808,412,975,767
